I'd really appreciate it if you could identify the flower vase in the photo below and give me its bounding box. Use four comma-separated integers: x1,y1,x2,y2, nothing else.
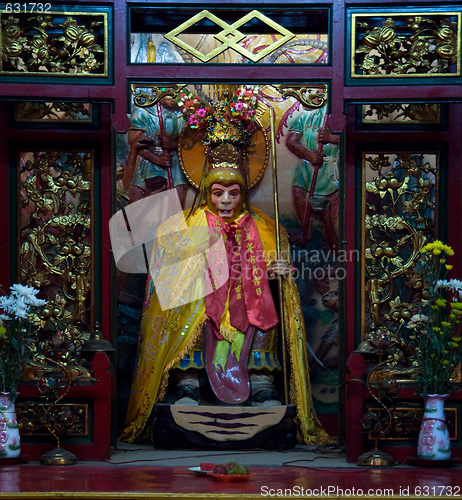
417,394,451,460
0,392,21,459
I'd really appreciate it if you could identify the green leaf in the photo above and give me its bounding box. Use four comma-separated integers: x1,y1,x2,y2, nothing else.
9,338,19,352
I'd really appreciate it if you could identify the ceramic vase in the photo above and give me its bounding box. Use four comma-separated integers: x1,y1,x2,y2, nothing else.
417,394,451,460
0,392,21,459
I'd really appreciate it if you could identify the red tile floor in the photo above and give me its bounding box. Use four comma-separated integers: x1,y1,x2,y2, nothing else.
1,464,462,499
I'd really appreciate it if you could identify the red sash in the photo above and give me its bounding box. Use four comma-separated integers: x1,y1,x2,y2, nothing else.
205,210,278,339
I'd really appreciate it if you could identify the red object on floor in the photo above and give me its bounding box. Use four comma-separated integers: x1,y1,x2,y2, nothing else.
0,465,461,498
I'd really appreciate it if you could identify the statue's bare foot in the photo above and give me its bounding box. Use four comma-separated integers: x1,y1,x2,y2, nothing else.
251,389,283,407
175,385,201,405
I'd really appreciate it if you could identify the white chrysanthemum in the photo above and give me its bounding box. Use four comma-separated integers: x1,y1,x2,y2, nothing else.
435,280,448,289
14,296,30,312
12,306,28,319
0,295,15,313
25,296,47,307
0,314,8,321
10,283,39,297
446,279,462,296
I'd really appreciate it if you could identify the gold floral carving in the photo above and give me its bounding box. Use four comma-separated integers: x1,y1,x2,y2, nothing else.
353,13,460,77
1,12,107,75
14,102,91,122
19,151,93,375
362,103,440,124
16,402,88,436
130,84,187,108
275,85,327,109
363,152,437,343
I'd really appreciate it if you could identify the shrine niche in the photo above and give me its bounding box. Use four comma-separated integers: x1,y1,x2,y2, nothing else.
114,81,342,443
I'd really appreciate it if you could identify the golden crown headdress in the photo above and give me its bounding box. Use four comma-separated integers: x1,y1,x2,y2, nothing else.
177,85,269,193
177,85,259,152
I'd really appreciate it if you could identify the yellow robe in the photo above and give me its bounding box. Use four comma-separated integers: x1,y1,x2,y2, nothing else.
121,205,329,444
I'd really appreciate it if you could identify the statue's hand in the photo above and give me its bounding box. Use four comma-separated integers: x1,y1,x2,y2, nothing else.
307,150,325,166
131,132,154,151
156,152,172,168
317,128,340,145
267,260,290,279
159,135,178,150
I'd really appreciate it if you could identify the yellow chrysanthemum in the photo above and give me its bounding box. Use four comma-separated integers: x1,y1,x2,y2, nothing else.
421,240,454,256
0,326,6,336
436,298,447,308
442,321,451,327
443,245,455,256
446,264,453,270
442,360,449,365
451,302,462,310
422,241,439,253
452,337,461,342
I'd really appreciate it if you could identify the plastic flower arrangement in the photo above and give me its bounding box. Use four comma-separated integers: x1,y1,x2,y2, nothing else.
177,85,259,142
0,284,47,402
177,90,210,129
406,240,462,397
